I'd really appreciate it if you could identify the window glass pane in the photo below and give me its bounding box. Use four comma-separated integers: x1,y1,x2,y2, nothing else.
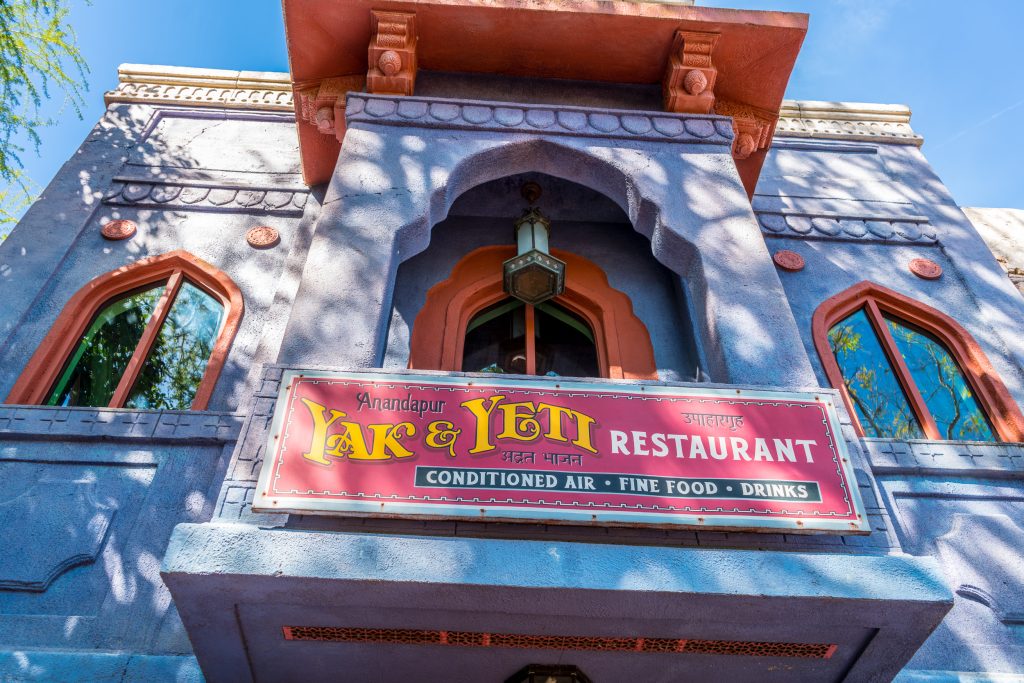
828,309,924,439
535,302,599,377
885,317,996,442
46,285,164,407
462,299,527,374
125,282,225,410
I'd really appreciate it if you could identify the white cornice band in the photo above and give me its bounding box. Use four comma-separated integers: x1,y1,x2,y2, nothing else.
775,100,921,146
105,64,922,145
104,64,294,112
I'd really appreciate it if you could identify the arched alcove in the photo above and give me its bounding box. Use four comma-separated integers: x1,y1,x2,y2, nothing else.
394,137,699,281
285,120,815,387
385,172,704,381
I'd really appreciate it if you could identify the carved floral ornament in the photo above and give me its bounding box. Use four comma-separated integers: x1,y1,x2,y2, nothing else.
713,98,778,161
662,30,719,115
246,226,280,249
100,219,137,241
909,257,943,280
367,11,417,95
772,250,805,272
660,29,777,161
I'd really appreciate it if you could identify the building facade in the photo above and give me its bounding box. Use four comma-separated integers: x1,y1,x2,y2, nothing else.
1,1,1022,681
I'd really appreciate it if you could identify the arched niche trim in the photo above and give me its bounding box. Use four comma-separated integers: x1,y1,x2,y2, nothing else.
812,280,1024,442
396,137,698,281
7,250,244,410
409,246,658,380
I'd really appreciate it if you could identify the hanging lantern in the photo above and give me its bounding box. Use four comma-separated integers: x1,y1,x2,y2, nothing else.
503,183,566,305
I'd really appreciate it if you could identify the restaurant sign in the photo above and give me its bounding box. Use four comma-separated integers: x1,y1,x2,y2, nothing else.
253,371,867,533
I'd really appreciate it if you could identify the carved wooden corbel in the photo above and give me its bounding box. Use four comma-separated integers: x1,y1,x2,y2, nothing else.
367,10,417,96
295,75,366,143
662,30,719,115
714,99,778,160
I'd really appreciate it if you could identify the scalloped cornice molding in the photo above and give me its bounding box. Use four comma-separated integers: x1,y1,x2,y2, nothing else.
104,64,922,145
346,94,735,145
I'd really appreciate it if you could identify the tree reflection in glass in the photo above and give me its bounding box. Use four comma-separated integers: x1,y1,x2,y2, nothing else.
827,309,923,439
884,317,995,441
461,298,599,377
44,279,224,411
462,299,528,374
534,302,599,377
126,283,225,410
46,285,165,407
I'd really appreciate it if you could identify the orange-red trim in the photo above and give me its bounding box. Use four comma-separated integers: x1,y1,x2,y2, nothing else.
6,250,244,410
524,304,537,376
409,246,657,380
812,281,1024,442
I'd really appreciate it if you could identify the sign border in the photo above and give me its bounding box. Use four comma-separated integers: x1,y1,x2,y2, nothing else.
252,370,868,534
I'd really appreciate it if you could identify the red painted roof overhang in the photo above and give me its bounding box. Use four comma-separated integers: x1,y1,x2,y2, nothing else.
283,0,808,193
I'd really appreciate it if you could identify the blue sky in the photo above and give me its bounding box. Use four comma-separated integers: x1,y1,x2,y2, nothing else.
7,0,1024,211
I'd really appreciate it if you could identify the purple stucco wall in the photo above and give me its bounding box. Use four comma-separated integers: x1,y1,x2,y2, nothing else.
0,72,1021,681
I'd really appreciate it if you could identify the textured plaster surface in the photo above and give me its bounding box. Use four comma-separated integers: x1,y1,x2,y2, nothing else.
756,140,1024,414
0,406,241,680
279,94,818,390
0,651,203,683
0,104,311,412
0,100,307,680
963,207,1024,296
164,521,950,683
0,76,1021,680
754,137,1024,677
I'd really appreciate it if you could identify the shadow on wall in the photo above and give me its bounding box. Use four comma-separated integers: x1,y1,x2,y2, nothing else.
0,103,299,664
888,494,1024,674
0,422,235,661
281,131,798,388
385,171,703,381
0,104,303,410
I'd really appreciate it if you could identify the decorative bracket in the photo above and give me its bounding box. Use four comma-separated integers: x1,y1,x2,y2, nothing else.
296,75,366,143
714,99,778,160
662,30,719,115
367,10,417,96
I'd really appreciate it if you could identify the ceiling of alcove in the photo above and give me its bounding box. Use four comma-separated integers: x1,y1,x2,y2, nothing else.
446,173,630,225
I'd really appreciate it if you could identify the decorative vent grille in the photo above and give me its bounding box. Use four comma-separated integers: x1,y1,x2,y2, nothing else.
281,626,837,659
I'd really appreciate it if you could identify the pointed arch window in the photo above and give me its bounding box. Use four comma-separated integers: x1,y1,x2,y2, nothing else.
813,282,1024,442
409,246,657,380
7,251,243,411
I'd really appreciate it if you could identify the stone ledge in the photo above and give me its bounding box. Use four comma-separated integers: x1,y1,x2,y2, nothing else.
776,100,922,146
104,64,923,145
0,405,244,443
164,523,950,682
0,650,203,683
165,522,950,603
103,178,309,217
757,211,937,243
862,438,1024,479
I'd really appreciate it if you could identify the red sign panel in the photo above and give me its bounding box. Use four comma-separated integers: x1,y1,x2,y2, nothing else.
253,371,866,533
